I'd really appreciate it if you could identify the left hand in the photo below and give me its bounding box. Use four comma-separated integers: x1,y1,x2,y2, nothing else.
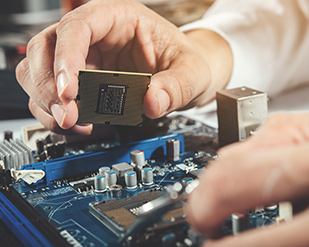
186,113,309,246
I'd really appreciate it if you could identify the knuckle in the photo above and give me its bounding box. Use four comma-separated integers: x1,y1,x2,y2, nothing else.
15,58,28,84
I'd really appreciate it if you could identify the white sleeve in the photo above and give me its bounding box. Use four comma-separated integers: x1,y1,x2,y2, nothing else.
180,0,309,98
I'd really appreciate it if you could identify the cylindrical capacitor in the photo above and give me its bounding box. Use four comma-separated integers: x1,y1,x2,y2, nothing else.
94,175,107,192
166,139,180,162
130,150,145,169
141,167,154,186
232,212,250,235
125,171,137,190
106,170,117,187
4,131,13,141
99,166,110,175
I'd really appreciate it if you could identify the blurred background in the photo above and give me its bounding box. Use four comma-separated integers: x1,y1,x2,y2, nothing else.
0,0,214,120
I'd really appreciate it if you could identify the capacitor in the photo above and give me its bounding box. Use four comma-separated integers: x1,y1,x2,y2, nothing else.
55,141,66,158
4,131,13,141
106,170,117,187
130,150,145,169
36,138,45,154
98,166,110,175
45,143,57,159
166,139,180,162
232,212,250,234
94,175,107,192
141,167,154,186
125,171,137,190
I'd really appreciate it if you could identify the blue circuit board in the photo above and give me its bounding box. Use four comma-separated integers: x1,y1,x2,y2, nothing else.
1,130,277,247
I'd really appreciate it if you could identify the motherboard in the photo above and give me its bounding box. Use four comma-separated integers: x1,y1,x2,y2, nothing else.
0,116,278,247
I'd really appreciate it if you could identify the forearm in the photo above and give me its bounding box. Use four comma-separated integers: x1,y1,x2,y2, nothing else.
185,29,233,105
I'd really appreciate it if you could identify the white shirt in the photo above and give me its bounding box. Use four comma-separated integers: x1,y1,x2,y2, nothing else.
174,0,309,127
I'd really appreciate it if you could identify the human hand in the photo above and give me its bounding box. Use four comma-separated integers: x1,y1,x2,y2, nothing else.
16,0,232,134
187,113,309,246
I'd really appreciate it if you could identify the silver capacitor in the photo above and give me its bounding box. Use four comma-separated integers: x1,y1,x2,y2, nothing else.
106,170,117,187
125,171,137,190
166,138,180,162
98,166,110,175
94,175,107,192
141,167,154,186
130,150,145,169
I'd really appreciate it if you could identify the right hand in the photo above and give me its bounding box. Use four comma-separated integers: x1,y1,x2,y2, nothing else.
16,0,232,135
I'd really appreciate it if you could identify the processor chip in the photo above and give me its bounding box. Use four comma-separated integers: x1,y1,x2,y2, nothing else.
76,70,151,126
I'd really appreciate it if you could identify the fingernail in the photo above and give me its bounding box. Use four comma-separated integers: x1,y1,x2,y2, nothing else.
157,89,170,115
57,72,68,98
51,104,66,127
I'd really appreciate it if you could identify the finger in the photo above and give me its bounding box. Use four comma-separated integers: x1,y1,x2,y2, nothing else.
16,24,58,114
53,0,144,127
16,24,79,130
187,142,309,236
144,50,211,118
218,113,309,159
204,209,309,247
29,99,92,135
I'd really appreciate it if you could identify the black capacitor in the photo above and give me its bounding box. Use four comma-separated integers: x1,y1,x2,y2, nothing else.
45,143,57,159
55,141,66,158
4,131,13,141
36,138,45,154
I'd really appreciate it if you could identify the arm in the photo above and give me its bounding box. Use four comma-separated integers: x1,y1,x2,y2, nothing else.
182,0,309,97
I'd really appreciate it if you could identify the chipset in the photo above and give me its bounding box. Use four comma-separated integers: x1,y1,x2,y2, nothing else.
76,70,151,126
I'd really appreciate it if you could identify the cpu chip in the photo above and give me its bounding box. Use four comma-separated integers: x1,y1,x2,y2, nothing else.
76,70,151,126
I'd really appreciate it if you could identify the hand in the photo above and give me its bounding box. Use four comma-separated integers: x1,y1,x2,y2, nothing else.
16,0,232,134
186,113,309,246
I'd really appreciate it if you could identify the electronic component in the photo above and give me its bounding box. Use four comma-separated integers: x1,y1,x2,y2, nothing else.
231,212,250,234
216,86,268,147
98,166,110,175
76,69,151,126
124,171,137,190
130,150,145,169
166,138,180,162
141,167,154,185
107,170,117,187
112,162,134,178
94,174,107,192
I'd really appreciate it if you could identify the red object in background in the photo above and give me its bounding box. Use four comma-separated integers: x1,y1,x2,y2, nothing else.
61,0,88,13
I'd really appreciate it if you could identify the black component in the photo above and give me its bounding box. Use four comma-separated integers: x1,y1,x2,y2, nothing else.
188,169,204,179
193,155,211,166
36,138,45,154
0,187,70,247
45,134,52,144
0,170,12,188
45,143,57,159
3,131,12,141
185,119,196,126
96,84,127,115
55,141,66,158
